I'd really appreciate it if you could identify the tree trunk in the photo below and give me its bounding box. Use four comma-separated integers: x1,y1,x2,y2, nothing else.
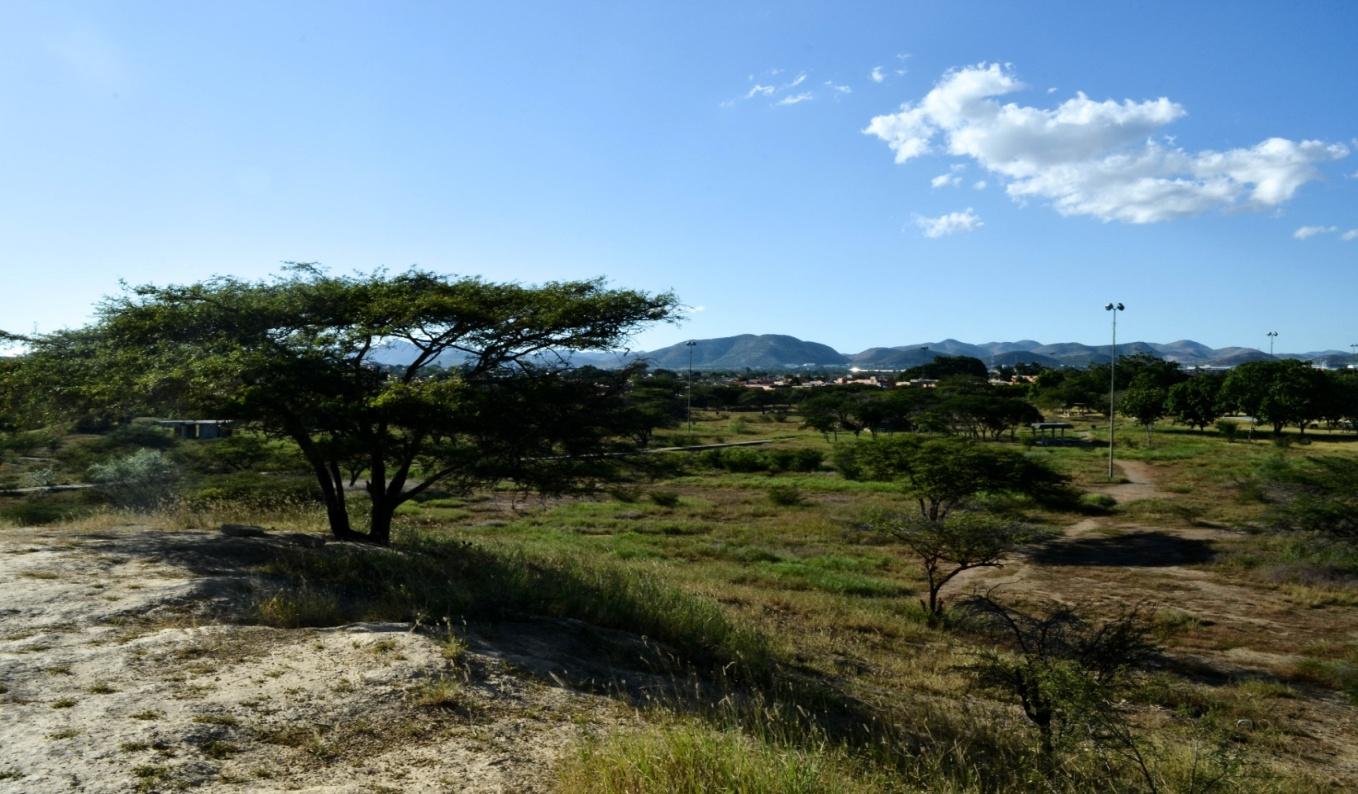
368,497,397,546
301,449,358,540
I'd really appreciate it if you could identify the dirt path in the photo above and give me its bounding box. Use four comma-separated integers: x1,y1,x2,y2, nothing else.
955,459,1358,782
0,527,621,793
1088,458,1165,502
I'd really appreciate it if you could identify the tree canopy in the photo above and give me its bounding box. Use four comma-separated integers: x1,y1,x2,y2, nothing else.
1219,359,1330,435
1,267,677,543
837,436,1071,521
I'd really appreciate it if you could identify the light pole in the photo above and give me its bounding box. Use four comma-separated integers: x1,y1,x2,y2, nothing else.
1267,331,1278,357
1349,343,1356,367
685,340,697,433
1105,302,1124,481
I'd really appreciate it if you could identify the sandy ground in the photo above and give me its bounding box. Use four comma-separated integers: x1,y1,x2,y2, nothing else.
0,527,623,793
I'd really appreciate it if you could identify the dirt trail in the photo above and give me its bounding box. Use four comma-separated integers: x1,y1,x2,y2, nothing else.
0,526,621,793
1088,459,1165,502
956,459,1358,781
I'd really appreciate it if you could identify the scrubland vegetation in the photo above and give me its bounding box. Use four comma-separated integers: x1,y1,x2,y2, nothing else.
4,408,1358,791
2,271,1357,790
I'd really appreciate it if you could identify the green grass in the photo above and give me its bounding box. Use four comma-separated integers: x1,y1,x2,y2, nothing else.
250,532,777,678
7,413,1355,790
557,719,897,794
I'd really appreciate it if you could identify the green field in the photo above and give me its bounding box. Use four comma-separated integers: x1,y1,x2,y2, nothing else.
3,411,1358,791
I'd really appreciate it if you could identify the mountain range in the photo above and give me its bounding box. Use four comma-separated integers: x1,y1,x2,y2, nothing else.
637,334,1354,371
368,334,1354,371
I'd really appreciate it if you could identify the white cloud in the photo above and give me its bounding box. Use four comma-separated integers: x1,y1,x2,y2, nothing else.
1342,229,1358,241
931,164,965,188
864,63,1349,224
744,84,775,99
1294,225,1338,240
776,92,813,106
973,180,988,190
825,81,852,94
870,66,886,84
915,208,983,238
786,72,807,88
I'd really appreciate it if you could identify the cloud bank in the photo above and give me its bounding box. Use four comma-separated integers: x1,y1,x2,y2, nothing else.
864,63,1348,223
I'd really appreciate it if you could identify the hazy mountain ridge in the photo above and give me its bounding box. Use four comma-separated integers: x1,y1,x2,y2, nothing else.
369,335,1352,371
641,335,1352,370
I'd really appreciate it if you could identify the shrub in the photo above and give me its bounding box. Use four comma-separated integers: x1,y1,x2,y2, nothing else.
1078,492,1117,513
960,595,1160,777
1214,419,1238,442
702,447,824,475
767,485,804,507
649,490,681,508
1249,455,1358,538
87,448,179,509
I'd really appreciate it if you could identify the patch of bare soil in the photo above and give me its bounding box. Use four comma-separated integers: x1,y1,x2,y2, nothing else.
957,461,1358,785
0,526,624,792
1088,459,1166,502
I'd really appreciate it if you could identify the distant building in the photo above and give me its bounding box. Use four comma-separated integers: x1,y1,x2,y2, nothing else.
152,419,234,440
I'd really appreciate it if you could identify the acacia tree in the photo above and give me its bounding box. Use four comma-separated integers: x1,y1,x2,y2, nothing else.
2,267,676,544
842,436,1070,522
867,511,1048,618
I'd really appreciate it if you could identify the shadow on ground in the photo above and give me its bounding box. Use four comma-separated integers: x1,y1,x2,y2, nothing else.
1031,530,1216,567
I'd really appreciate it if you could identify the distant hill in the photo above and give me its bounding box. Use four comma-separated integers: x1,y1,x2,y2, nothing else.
642,334,847,370
364,334,1352,372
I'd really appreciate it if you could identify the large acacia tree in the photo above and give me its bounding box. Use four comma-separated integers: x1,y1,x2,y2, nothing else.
2,267,676,544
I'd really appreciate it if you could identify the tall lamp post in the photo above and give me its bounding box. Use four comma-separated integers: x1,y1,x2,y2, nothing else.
1350,343,1358,367
685,340,697,433
1267,331,1278,357
1105,302,1124,481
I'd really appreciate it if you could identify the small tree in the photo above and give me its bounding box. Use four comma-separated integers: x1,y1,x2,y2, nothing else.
960,594,1160,781
1166,375,1222,432
1119,375,1167,446
867,511,1050,618
844,436,1071,522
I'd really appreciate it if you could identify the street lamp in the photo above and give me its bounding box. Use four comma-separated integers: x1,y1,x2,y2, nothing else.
1105,302,1124,481
1266,331,1278,357
685,340,697,433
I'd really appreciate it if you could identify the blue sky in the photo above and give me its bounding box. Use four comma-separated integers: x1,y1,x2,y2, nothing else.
1,1,1355,355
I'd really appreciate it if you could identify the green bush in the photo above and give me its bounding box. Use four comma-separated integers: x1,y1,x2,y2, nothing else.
1250,455,1358,538
1214,419,1238,442
87,448,179,509
0,496,82,526
95,423,177,452
1078,492,1117,513
185,472,319,510
649,490,682,508
701,447,824,475
767,485,805,507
